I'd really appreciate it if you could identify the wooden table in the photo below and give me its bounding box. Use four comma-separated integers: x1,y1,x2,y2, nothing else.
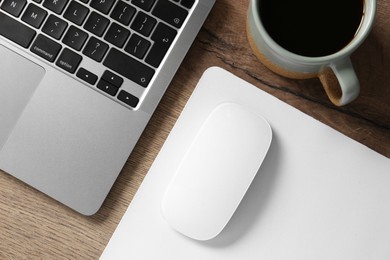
1,0,389,258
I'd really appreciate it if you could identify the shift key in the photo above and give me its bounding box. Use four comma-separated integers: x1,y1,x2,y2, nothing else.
31,34,62,62
103,48,155,88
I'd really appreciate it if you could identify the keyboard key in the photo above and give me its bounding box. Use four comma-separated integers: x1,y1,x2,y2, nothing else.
97,79,119,96
56,47,82,73
76,67,98,85
84,11,109,37
152,0,188,28
90,0,114,14
146,22,177,67
63,25,88,51
104,23,130,48
1,0,27,17
131,11,156,37
83,36,108,62
42,14,68,39
30,34,61,62
117,90,139,108
102,70,123,87
110,1,135,26
131,0,156,11
125,33,151,59
43,0,69,14
181,0,195,9
63,1,89,25
0,12,36,48
103,48,155,88
22,3,47,28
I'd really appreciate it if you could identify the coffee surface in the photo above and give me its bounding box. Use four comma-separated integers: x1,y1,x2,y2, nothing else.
260,0,364,57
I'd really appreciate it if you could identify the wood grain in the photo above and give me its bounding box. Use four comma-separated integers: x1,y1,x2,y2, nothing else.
1,0,389,259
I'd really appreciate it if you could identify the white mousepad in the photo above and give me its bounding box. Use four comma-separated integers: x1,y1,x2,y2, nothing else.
101,67,390,260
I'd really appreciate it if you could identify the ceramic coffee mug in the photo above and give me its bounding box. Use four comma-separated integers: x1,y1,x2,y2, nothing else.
247,0,376,106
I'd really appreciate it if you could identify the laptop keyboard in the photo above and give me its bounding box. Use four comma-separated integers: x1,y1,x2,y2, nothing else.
0,0,195,108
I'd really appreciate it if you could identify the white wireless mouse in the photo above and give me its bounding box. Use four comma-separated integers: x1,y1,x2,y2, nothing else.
161,102,272,241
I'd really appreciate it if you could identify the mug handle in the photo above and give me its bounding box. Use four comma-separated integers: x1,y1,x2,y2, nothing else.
318,58,360,106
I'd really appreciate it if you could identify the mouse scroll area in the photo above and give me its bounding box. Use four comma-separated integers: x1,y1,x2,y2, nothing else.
161,103,272,241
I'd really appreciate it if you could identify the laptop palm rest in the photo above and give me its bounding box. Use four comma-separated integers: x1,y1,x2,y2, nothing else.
0,45,44,149
0,60,150,215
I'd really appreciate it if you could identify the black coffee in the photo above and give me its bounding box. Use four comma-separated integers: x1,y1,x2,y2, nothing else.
259,0,364,57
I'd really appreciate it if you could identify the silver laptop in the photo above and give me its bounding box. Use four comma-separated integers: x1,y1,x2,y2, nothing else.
0,0,215,215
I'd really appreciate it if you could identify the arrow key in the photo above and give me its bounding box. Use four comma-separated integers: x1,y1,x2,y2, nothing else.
102,70,123,87
76,67,98,85
42,14,68,40
97,79,119,96
117,90,139,108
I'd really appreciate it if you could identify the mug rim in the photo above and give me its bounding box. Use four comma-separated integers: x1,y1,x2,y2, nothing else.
251,0,377,64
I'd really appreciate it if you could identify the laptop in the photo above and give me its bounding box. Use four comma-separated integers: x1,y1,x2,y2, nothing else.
0,0,215,215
